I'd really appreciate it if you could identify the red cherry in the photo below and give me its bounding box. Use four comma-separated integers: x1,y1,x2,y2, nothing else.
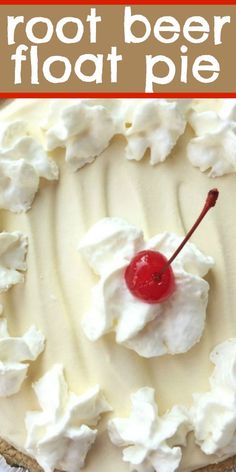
125,250,176,303
125,189,219,304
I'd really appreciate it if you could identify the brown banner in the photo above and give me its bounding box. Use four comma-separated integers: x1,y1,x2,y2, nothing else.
0,4,235,93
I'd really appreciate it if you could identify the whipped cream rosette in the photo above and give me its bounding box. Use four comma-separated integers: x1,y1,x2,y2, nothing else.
187,99,236,177
44,99,123,171
191,338,236,458
0,120,58,212
0,318,45,397
108,387,191,472
0,231,28,293
79,217,214,358
124,99,188,165
25,364,111,472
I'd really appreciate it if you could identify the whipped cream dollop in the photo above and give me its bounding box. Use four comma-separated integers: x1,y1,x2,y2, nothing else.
79,217,213,358
187,99,236,177
108,387,191,472
44,99,122,171
125,99,188,165
0,231,28,293
25,364,112,472
191,338,236,458
0,120,58,212
0,317,45,397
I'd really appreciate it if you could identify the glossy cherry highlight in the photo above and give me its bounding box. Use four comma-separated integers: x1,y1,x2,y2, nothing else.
125,189,219,304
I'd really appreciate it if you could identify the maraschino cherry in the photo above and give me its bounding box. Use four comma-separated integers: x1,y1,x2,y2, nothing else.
125,189,219,304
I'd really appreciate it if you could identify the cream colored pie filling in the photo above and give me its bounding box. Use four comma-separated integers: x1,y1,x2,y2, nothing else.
0,99,236,471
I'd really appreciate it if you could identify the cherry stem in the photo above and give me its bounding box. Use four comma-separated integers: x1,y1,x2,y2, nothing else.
156,188,219,279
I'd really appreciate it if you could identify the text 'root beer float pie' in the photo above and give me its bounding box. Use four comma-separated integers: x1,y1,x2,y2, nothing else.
0,98,236,472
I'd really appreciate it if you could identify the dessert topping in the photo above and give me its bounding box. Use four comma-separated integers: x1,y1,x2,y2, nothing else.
125,189,218,304
0,318,45,397
79,217,214,357
0,231,28,293
25,364,111,472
